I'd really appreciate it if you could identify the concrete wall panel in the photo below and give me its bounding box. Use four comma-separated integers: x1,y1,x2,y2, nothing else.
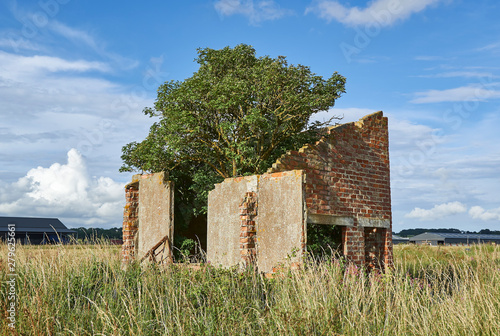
137,172,174,261
207,176,257,268
257,170,304,273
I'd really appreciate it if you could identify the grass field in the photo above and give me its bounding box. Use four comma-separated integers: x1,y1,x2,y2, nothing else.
1,242,499,335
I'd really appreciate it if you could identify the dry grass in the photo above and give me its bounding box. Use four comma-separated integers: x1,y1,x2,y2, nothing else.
1,242,499,335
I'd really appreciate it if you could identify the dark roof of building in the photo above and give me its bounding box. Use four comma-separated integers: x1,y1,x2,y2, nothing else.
410,232,500,241
0,217,75,234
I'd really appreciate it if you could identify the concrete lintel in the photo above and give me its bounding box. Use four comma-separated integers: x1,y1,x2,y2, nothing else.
358,217,390,228
307,213,354,227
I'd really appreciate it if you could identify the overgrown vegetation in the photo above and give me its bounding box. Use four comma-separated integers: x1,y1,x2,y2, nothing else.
306,224,342,258
1,242,499,335
120,44,346,240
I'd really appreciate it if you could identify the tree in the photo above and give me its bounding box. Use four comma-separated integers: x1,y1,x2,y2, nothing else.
73,227,123,241
120,44,346,244
121,44,346,178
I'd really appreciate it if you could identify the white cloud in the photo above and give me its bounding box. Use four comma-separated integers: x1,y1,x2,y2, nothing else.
414,55,450,61
215,0,292,24
388,117,441,147
476,42,500,52
0,36,41,51
0,49,156,195
49,21,98,50
0,149,124,228
469,206,500,221
0,50,153,119
0,51,110,81
306,0,442,27
418,71,498,79
405,201,467,220
411,84,500,103
47,21,139,70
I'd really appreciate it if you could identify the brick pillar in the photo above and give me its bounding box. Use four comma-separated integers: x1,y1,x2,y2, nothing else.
342,225,365,267
122,181,139,265
364,227,385,269
383,227,393,268
240,192,257,269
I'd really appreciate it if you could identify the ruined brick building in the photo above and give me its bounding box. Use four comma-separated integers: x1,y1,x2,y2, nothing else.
122,111,393,272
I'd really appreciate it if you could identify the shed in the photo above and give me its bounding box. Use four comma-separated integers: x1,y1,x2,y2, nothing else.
0,216,76,244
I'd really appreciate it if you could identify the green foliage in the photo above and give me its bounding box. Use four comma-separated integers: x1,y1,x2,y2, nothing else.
173,237,199,263
121,44,345,177
120,44,345,217
72,227,122,241
306,224,342,258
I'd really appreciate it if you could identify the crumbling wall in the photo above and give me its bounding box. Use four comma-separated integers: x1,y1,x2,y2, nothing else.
268,111,392,268
121,172,174,265
207,176,257,268
207,171,305,273
122,176,139,265
124,111,392,271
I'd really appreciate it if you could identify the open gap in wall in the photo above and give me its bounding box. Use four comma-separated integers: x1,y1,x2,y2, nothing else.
306,224,342,259
173,202,207,263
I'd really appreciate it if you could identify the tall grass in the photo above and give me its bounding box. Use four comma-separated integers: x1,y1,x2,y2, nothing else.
1,242,499,335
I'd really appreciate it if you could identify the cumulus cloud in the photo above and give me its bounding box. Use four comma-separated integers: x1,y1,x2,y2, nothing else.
306,0,442,27
215,0,292,24
405,201,467,221
0,149,124,228
411,84,500,103
469,206,500,221
0,48,155,197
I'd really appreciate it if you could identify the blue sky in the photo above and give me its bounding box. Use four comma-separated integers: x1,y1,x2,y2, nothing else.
0,0,499,232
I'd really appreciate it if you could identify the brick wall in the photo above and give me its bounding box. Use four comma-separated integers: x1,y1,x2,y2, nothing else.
239,192,257,268
121,173,174,266
267,111,393,269
121,177,139,265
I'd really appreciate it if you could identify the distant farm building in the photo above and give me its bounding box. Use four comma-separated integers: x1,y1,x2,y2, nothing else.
0,217,75,244
409,232,500,246
392,235,409,244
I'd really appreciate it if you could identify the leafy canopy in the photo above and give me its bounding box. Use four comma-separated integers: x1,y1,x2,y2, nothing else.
121,44,346,179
